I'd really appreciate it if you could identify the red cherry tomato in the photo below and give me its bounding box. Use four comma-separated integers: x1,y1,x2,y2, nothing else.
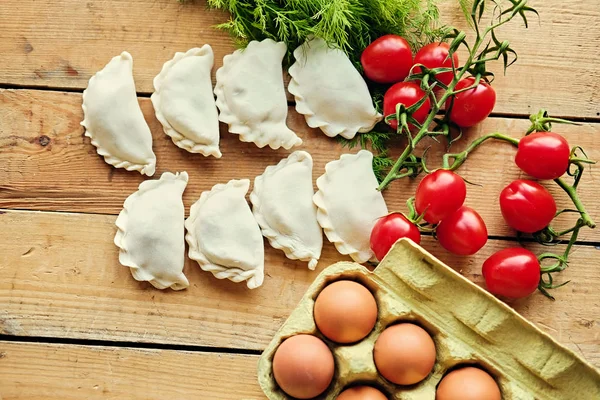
515,132,570,180
415,170,467,224
482,247,540,299
436,206,488,255
370,213,421,261
383,82,431,130
413,42,459,87
360,35,413,83
499,180,557,233
445,77,496,127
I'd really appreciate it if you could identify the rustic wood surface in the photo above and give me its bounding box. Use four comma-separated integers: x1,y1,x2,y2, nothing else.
1,0,599,118
0,0,599,399
0,341,262,399
1,209,598,364
1,89,598,241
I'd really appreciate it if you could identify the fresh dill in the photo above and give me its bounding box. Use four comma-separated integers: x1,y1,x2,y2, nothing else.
205,0,445,65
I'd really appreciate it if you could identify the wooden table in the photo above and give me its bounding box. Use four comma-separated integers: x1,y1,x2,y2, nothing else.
1,0,599,398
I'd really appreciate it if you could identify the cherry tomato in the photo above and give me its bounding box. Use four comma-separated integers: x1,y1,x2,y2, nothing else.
361,35,413,83
499,180,557,233
383,82,431,130
413,42,459,87
445,77,496,127
436,206,487,255
415,170,466,224
370,213,421,261
482,247,540,299
515,132,570,180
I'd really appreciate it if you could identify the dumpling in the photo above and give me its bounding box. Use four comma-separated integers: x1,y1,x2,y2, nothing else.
214,39,301,150
289,37,382,140
313,150,388,263
114,171,189,290
151,46,221,157
81,51,156,176
250,151,323,270
185,179,265,289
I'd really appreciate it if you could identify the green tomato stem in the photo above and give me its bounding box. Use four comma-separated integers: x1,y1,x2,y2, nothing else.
554,178,596,229
443,132,519,170
377,11,504,191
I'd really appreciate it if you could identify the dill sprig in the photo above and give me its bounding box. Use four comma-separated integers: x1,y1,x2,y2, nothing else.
205,0,445,64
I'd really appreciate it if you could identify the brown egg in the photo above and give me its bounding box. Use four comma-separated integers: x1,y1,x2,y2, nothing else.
314,280,378,343
373,323,436,385
272,334,335,399
337,386,388,400
436,367,501,400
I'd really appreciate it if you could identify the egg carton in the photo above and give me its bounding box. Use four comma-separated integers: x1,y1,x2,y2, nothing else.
257,239,600,399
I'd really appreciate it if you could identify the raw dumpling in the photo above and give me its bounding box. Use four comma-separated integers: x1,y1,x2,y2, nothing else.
250,151,322,270
215,39,301,150
114,172,189,290
313,150,388,263
289,37,382,139
185,179,265,289
151,46,221,157
81,51,156,176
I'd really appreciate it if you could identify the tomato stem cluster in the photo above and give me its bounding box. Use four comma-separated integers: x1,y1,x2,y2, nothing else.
377,0,537,191
442,132,519,170
526,109,579,134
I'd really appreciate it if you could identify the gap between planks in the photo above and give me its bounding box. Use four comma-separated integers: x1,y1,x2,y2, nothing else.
0,333,262,355
9,206,600,249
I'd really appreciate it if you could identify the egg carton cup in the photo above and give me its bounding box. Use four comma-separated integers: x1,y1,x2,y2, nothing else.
258,239,600,399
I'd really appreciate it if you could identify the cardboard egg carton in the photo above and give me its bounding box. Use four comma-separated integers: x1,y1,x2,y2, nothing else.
258,239,600,399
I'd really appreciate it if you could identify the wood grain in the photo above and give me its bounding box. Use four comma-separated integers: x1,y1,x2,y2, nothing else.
0,0,599,118
439,0,600,119
0,341,262,399
1,209,598,367
1,89,598,241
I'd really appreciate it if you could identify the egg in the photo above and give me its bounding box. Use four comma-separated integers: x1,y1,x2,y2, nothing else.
272,334,335,399
373,323,436,385
314,280,378,343
336,386,388,400
436,367,501,400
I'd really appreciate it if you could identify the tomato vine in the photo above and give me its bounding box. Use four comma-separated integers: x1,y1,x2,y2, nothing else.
437,111,596,299
345,0,595,299
376,0,539,190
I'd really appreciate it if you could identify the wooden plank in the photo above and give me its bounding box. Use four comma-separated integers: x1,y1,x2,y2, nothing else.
439,0,600,119
0,0,234,92
0,0,599,117
1,210,598,367
0,341,262,399
1,89,598,241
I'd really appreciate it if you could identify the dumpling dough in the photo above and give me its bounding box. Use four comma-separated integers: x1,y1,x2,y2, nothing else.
81,51,156,176
289,37,382,139
250,151,323,270
185,179,265,289
214,39,301,150
114,172,189,290
151,46,221,157
313,150,388,263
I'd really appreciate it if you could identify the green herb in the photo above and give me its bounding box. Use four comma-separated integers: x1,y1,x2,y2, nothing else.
204,0,445,64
